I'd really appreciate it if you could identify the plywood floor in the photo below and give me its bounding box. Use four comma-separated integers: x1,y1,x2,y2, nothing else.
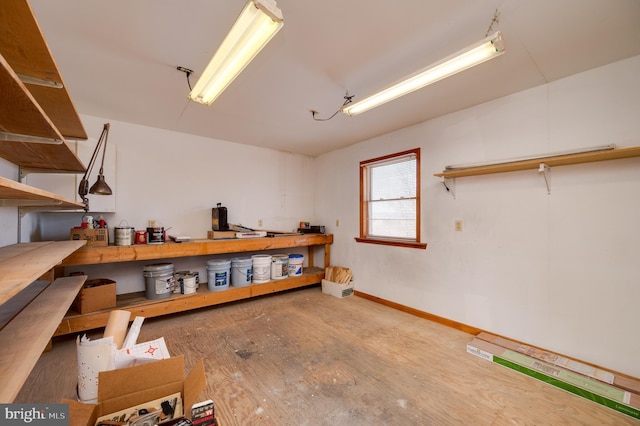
16,286,637,425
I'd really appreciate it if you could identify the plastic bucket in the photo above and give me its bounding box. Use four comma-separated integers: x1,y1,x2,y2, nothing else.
271,254,289,280
207,259,231,292
288,254,304,276
252,254,272,283
231,257,252,287
143,262,175,299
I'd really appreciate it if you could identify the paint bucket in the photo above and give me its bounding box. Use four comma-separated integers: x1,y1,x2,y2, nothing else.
288,254,304,276
147,227,165,244
271,254,289,280
135,230,147,244
143,262,175,299
207,259,231,292
176,272,197,294
114,221,135,246
252,254,272,283
231,257,252,287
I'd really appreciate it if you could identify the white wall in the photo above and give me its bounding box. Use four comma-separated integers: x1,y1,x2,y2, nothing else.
314,55,640,378
30,115,314,294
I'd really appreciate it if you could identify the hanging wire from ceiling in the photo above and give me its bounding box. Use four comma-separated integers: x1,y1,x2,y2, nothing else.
485,8,500,37
310,92,354,121
177,66,194,91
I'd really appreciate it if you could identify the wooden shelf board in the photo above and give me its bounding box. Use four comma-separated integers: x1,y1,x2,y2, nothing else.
54,267,325,337
0,0,87,140
0,275,87,402
434,146,640,178
0,55,85,172
0,280,49,331
0,240,86,306
0,175,85,209
61,234,334,266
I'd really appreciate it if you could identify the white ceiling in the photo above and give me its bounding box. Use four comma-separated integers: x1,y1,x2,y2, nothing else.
30,0,640,157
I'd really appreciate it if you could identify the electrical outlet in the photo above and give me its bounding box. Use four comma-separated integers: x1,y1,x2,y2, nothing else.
258,219,263,227
455,220,463,232
336,219,340,227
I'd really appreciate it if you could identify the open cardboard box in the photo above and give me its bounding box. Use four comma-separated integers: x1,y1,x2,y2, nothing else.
72,278,117,314
65,355,206,426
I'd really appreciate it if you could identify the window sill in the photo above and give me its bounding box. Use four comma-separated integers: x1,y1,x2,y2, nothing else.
354,237,427,249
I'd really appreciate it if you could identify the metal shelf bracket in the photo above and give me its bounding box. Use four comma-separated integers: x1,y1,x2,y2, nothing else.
442,177,456,199
538,163,550,194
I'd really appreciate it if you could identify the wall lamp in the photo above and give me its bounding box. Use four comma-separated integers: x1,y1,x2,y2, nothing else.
188,0,284,106
78,123,112,210
342,31,506,116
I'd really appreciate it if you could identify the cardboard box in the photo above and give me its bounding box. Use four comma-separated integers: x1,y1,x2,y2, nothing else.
72,278,116,314
321,279,354,298
70,228,109,247
65,355,206,426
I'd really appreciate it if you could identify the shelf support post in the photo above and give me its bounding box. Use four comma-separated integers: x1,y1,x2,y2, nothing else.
538,163,551,194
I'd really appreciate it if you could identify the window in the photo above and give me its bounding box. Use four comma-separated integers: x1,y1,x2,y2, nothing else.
356,148,426,249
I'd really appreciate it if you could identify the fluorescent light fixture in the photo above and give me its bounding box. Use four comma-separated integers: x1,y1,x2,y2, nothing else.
188,0,284,105
342,31,506,116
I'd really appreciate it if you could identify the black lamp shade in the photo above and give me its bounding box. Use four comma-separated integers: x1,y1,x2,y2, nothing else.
89,174,112,195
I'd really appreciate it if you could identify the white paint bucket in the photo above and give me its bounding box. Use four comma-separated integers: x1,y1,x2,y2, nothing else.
271,254,289,280
178,273,197,294
114,226,134,246
288,254,304,276
231,257,252,287
252,254,272,283
207,259,231,292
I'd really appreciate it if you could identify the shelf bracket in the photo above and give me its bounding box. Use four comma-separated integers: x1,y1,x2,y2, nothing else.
442,177,456,199
538,163,550,194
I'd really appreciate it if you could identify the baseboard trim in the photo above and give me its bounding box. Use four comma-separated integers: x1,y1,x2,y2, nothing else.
353,290,640,384
354,290,483,335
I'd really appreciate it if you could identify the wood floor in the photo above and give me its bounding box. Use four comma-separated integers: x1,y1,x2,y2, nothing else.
16,286,637,425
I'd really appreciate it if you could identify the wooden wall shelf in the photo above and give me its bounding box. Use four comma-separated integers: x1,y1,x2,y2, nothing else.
434,145,640,179
0,175,85,210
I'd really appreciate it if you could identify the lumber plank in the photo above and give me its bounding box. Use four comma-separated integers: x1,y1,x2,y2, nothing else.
477,332,640,395
0,275,86,402
0,240,86,305
467,338,640,420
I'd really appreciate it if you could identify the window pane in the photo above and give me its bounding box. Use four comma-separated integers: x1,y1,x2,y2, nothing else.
370,159,416,200
369,199,416,238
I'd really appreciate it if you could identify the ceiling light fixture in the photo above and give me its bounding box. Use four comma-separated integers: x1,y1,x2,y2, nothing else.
188,0,284,106
341,31,506,116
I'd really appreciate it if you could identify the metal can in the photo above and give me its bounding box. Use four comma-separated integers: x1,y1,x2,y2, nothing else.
135,230,147,244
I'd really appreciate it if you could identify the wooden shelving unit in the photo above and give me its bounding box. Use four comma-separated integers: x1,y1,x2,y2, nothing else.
56,234,334,337
0,0,91,402
55,267,325,337
0,0,87,173
0,241,87,402
434,145,640,179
